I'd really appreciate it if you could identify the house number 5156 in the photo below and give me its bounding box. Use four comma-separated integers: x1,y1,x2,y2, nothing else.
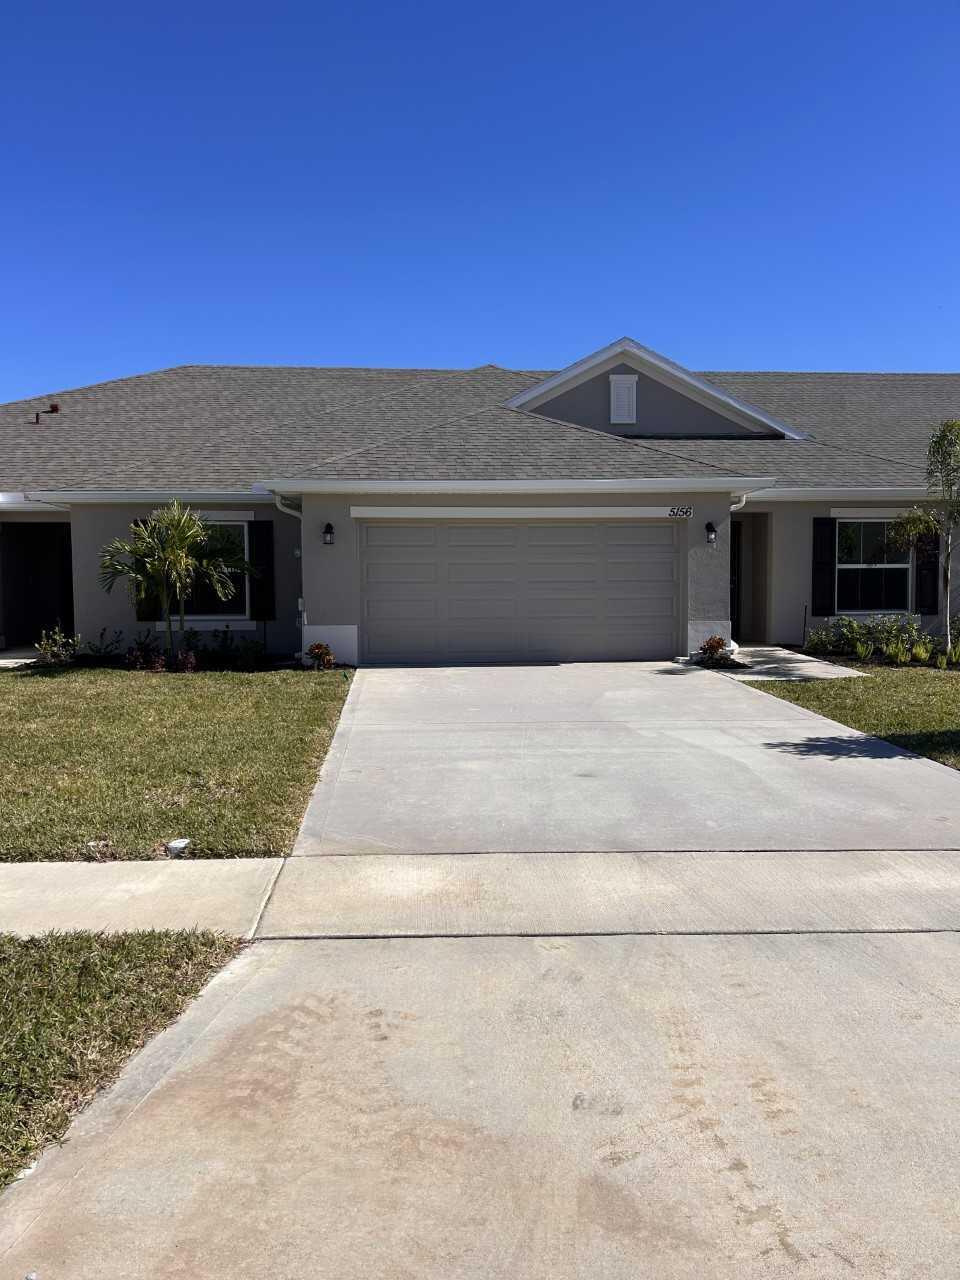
668,505,693,518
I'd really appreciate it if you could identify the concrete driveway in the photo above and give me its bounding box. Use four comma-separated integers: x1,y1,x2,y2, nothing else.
295,662,960,854
6,663,960,1278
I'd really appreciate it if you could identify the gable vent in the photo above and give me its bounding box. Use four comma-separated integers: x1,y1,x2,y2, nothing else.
609,374,638,425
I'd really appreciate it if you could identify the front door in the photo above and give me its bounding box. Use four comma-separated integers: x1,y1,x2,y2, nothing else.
730,520,742,642
0,522,74,647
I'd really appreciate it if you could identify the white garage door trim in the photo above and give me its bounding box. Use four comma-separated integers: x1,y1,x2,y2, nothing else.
350,505,693,519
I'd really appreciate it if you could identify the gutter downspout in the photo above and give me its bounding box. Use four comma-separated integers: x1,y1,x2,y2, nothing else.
729,493,748,513
273,494,306,661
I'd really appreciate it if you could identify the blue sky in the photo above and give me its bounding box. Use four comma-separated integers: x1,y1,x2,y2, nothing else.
1,1,957,400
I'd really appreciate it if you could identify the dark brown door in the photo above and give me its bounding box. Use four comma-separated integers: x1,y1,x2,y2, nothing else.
730,520,742,642
0,522,74,647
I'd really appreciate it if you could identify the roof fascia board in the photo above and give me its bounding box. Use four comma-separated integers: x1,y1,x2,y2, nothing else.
505,338,806,441
749,487,928,502
27,490,276,505
264,477,777,495
0,492,69,512
351,505,695,519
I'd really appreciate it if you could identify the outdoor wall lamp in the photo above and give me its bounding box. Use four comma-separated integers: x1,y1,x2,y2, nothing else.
705,521,718,545
322,522,335,545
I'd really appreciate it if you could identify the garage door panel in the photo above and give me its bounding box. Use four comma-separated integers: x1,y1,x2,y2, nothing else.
363,524,438,550
525,524,603,549
364,560,440,586
359,520,682,664
365,596,441,622
523,561,600,586
604,562,677,585
446,525,521,548
603,524,676,548
448,561,522,584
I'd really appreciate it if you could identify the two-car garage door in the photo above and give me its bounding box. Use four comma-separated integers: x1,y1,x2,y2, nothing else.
359,519,683,664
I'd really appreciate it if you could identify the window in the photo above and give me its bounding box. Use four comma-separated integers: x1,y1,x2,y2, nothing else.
609,373,638,425
183,522,249,618
836,520,910,612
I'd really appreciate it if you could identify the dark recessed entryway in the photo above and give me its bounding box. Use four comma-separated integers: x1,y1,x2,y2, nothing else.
0,522,74,648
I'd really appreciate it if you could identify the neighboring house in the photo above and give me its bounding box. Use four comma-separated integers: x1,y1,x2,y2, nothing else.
0,337,956,664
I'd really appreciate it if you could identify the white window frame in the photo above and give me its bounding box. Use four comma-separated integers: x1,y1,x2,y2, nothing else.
609,373,638,425
835,518,912,615
155,520,252,631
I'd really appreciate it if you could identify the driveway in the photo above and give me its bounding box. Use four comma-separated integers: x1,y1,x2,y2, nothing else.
5,935,960,1277
295,662,960,854
6,662,960,1278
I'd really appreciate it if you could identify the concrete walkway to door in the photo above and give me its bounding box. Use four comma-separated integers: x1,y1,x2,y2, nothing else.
291,662,960,857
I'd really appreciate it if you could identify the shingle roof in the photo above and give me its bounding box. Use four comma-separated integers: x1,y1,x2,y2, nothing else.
293,405,736,482
704,372,960,472
1,362,957,493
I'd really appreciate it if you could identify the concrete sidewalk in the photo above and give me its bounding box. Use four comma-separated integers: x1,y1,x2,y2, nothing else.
0,858,281,937
259,847,960,938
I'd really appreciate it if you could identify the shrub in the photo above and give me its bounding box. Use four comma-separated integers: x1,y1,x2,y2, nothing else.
206,628,268,672
912,638,934,663
854,639,874,662
804,624,833,655
84,628,124,658
830,616,866,653
894,641,913,665
807,614,928,657
34,626,80,666
866,613,924,651
950,642,960,666
306,640,336,670
936,652,949,670
698,634,727,659
125,630,162,670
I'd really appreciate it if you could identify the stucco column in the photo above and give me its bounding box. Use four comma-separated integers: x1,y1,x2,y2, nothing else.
685,497,731,653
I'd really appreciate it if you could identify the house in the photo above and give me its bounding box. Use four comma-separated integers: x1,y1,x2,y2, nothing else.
0,337,955,665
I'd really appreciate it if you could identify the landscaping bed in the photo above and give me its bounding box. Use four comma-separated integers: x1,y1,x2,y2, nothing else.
749,665,960,771
0,667,351,860
0,929,239,1188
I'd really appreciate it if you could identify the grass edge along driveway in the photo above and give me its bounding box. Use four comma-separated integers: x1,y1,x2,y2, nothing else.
0,668,352,861
0,929,240,1189
747,665,960,772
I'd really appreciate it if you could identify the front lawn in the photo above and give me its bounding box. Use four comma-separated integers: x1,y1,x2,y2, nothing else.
749,666,960,770
0,668,351,860
0,930,239,1188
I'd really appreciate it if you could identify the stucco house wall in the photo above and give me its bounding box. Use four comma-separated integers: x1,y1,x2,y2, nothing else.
750,501,952,646
299,490,736,664
67,503,302,656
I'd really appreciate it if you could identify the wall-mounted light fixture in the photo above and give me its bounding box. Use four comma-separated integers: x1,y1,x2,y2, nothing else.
322,522,335,545
705,521,718,546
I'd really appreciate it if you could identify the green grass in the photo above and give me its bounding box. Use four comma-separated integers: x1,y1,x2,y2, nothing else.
748,665,960,770
0,930,240,1188
0,667,352,860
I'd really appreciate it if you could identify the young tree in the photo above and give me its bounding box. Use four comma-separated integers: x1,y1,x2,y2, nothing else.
99,500,250,655
890,420,960,651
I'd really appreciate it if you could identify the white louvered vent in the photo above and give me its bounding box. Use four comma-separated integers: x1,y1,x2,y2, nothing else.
609,373,638,425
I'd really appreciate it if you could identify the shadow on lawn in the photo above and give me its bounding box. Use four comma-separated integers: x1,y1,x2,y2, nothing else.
9,663,75,679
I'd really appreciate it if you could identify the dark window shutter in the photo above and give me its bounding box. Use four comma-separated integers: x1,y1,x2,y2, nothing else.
248,521,276,620
811,517,837,616
915,531,940,615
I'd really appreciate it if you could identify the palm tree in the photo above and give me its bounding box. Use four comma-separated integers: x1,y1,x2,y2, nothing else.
99,500,251,655
890,420,960,651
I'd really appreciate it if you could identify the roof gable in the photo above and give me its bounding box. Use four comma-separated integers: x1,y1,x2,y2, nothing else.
505,338,806,440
